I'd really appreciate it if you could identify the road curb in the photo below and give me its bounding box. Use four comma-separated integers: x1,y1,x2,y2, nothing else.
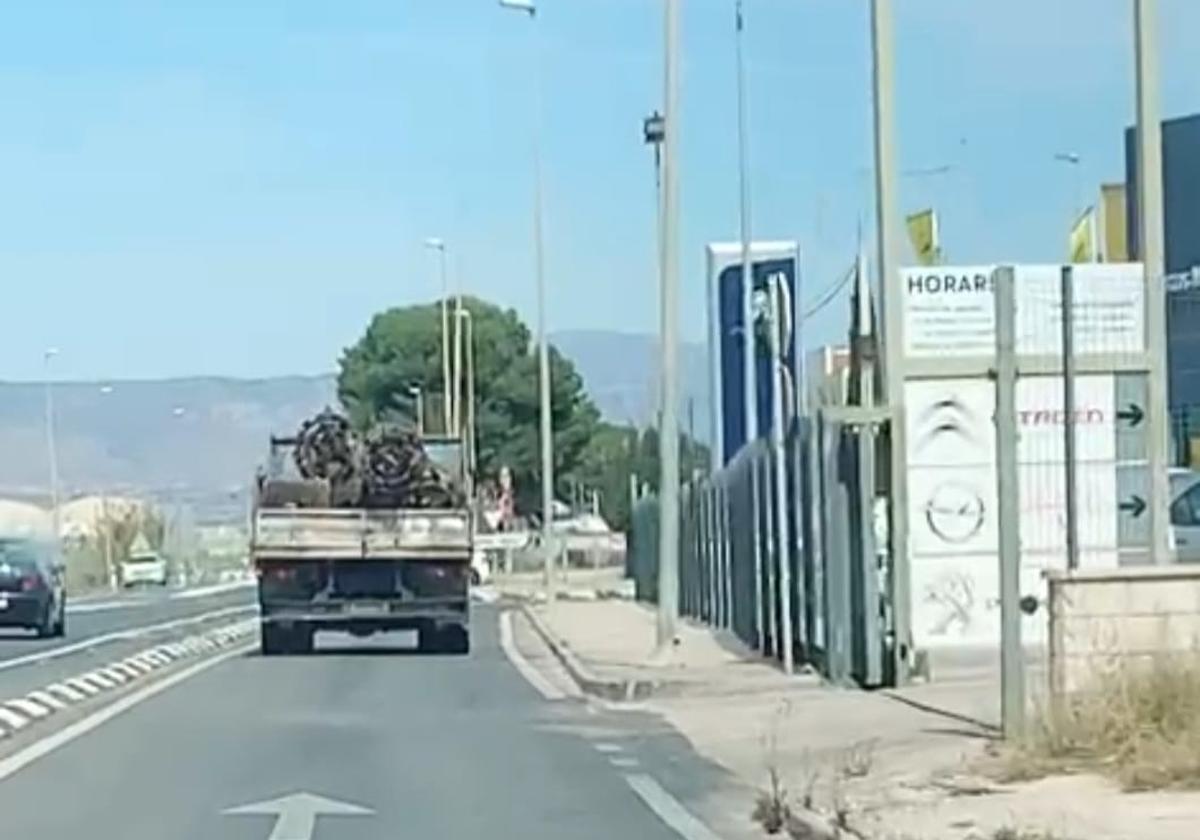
0,619,256,739
518,605,655,702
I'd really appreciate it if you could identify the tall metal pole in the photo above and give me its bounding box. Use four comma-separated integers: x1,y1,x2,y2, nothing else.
1061,266,1080,571
871,0,911,684
1135,0,1170,564
459,310,478,502
994,266,1025,738
499,0,556,598
656,0,682,652
768,276,794,674
425,239,452,436
43,348,61,545
734,0,759,448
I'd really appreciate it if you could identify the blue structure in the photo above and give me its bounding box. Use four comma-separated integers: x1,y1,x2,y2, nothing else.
705,242,800,465
1125,113,1200,409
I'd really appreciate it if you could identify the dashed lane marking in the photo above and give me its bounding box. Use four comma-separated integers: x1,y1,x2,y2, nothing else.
5,698,52,719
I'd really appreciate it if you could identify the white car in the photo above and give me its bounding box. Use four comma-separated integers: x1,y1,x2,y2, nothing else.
121,553,168,587
470,548,491,586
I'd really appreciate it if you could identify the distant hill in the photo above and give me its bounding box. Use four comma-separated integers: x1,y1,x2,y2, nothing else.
0,331,707,521
0,376,337,519
550,330,710,439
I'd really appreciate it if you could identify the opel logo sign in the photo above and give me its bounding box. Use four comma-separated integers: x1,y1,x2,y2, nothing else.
924,482,986,544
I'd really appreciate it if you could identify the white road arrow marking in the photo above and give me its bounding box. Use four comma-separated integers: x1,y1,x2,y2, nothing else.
223,792,373,840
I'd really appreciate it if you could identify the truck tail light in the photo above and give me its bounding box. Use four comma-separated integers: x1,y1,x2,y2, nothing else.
20,573,43,592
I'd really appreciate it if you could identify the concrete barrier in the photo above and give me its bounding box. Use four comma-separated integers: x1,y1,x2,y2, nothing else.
1048,565,1200,695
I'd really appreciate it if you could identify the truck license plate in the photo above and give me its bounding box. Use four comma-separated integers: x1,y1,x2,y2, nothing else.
347,601,387,615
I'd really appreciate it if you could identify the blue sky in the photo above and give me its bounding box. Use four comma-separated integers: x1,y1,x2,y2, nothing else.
3,0,1199,381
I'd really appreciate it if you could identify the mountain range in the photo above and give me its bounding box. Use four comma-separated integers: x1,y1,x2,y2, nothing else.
0,331,708,521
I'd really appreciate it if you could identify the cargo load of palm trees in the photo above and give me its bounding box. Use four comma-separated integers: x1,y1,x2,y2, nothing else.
259,408,463,510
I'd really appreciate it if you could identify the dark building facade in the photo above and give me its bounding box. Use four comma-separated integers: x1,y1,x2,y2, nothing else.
1125,114,1200,411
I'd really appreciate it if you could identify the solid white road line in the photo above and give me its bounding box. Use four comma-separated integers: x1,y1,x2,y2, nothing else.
168,580,255,601
497,611,567,702
0,604,255,674
5,698,52,719
0,643,253,782
624,774,723,840
67,600,138,615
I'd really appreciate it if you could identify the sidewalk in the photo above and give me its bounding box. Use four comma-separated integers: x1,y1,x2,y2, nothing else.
513,580,1200,840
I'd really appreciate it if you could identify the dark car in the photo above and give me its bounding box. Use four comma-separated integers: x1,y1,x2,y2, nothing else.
0,538,66,637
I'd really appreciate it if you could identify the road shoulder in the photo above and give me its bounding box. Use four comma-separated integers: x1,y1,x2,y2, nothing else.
510,588,1200,840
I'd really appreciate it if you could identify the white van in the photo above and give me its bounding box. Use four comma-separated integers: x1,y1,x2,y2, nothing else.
120,552,168,587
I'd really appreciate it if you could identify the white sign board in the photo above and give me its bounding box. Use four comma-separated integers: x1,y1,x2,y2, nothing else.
903,263,1146,359
906,375,1121,646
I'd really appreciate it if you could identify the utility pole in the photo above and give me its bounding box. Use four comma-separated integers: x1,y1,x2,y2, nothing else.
424,238,452,435
1135,0,1170,564
43,348,61,546
734,0,758,449
656,0,682,652
870,0,912,683
498,0,556,599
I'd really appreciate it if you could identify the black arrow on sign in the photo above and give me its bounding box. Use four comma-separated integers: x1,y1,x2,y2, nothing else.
1116,403,1144,427
1119,494,1147,518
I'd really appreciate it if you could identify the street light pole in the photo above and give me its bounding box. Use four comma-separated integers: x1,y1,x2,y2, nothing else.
457,310,478,502
424,238,452,436
408,386,425,436
499,0,556,601
734,0,758,447
870,0,912,684
43,348,61,545
1134,0,1170,564
656,0,682,652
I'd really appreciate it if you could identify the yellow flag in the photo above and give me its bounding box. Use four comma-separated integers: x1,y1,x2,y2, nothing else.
1100,183,1127,262
905,208,939,266
1069,207,1097,263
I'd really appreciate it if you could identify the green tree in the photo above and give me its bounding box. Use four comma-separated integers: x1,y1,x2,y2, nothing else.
338,297,601,517
573,422,711,532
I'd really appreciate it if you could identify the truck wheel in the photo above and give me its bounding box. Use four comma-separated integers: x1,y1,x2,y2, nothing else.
440,625,470,656
417,626,442,654
260,623,288,656
290,624,314,655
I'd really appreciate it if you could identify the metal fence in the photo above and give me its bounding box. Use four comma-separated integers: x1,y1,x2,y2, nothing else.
628,411,893,687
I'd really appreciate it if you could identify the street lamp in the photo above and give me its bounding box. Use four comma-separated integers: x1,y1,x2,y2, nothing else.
498,0,556,600
43,348,60,545
733,0,758,447
456,309,477,501
655,0,682,652
424,237,454,436
408,385,425,436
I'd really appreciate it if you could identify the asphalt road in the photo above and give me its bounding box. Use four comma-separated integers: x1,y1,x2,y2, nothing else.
0,605,748,839
0,583,256,699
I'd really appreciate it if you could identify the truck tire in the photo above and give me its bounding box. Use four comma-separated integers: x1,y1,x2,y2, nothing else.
291,623,315,655
417,625,442,654
440,624,470,656
260,622,289,656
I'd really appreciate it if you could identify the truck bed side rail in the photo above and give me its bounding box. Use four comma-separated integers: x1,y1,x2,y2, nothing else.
252,507,471,560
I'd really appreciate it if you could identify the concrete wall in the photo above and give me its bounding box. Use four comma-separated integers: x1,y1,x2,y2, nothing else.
1048,566,1200,694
